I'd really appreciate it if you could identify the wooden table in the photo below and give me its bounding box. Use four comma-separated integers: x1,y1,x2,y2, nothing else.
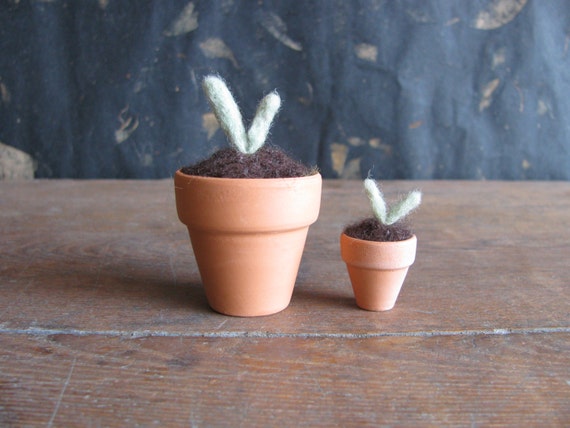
1,180,569,426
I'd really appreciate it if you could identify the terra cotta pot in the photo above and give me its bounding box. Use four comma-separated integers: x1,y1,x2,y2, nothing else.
175,171,322,317
340,233,417,311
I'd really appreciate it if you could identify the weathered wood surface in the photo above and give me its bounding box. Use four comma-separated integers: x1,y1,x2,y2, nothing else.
2,333,568,427
1,180,569,426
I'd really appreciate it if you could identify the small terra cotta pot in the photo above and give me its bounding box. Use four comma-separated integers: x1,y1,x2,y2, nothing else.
175,171,322,317
340,233,417,311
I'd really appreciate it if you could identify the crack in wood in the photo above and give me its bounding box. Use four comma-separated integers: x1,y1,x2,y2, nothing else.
47,357,77,428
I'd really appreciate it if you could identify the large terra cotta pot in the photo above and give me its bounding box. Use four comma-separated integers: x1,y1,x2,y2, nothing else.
175,171,322,317
340,233,417,311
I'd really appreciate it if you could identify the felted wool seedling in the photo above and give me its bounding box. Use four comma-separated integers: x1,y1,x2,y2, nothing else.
202,75,281,155
182,75,312,178
343,179,421,242
364,178,422,227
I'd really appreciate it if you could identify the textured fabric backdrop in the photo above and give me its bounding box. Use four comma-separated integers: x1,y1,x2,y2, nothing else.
1,0,569,179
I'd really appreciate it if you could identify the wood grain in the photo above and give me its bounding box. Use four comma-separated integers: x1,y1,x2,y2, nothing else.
1,180,569,425
1,332,568,427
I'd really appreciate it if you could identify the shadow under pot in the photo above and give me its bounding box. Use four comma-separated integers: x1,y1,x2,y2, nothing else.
340,233,417,311
175,171,322,317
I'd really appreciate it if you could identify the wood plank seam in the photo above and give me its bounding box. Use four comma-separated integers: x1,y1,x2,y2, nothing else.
1,326,569,339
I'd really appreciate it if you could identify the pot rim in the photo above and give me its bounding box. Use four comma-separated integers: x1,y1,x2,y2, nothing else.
340,232,417,269
175,170,322,232
340,232,417,246
175,169,321,184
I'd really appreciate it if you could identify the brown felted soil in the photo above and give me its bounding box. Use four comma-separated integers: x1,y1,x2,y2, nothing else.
343,217,413,242
180,145,314,179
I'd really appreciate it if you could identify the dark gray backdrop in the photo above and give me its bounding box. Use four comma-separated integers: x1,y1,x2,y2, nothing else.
1,0,569,179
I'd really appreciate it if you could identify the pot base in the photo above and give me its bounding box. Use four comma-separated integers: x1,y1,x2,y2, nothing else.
190,227,309,317
347,266,410,311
